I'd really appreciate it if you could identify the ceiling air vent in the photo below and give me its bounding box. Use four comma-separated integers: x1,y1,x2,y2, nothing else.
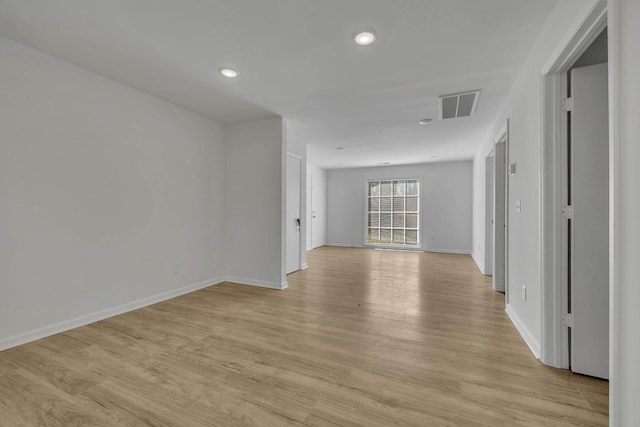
439,90,481,120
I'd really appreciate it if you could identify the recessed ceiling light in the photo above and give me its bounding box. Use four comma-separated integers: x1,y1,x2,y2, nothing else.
419,118,433,125
353,29,376,46
218,67,239,78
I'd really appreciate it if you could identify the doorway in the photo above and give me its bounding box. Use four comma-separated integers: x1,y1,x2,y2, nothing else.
286,153,302,274
493,133,508,295
311,177,327,248
539,7,609,375
484,154,494,276
567,58,609,379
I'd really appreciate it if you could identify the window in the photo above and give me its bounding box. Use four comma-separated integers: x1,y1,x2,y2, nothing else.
367,179,419,246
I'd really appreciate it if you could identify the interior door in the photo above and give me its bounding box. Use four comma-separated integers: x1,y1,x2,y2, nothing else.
493,141,506,293
286,154,301,274
570,62,609,379
485,155,494,276
311,177,327,248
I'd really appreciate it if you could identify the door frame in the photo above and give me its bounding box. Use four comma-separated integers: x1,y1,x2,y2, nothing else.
492,122,509,299
285,152,303,274
310,176,327,249
539,0,607,368
484,154,494,276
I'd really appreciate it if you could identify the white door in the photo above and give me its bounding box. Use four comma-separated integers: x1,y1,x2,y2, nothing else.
493,141,507,293
570,63,609,379
286,154,301,274
485,155,494,276
311,177,327,248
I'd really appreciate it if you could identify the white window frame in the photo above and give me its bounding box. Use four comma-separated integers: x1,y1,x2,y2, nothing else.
364,178,421,249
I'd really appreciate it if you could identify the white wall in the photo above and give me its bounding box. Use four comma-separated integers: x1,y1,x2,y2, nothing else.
224,117,286,289
0,35,227,349
471,0,602,357
306,164,327,251
610,0,640,423
327,161,472,253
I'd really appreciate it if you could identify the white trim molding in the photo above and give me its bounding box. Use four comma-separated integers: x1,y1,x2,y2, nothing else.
471,253,485,274
424,248,472,255
506,304,542,359
0,277,225,352
326,243,366,248
541,0,607,75
224,276,289,290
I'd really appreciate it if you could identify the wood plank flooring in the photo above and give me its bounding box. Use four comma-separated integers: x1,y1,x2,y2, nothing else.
0,246,608,426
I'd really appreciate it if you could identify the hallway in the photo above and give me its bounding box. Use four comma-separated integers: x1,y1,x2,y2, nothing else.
293,247,608,425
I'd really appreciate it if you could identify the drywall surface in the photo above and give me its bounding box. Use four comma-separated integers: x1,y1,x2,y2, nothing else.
610,0,640,424
471,0,600,356
327,161,472,253
0,36,226,348
306,164,327,250
224,117,285,288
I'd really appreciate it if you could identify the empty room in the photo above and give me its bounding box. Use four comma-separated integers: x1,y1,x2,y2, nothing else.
0,0,638,426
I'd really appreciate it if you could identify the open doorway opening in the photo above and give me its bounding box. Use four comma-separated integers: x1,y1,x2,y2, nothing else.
311,177,327,248
484,154,494,277
286,153,302,274
492,127,508,297
539,2,609,378
565,29,609,379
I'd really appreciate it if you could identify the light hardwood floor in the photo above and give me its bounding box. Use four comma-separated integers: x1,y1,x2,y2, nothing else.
0,247,608,426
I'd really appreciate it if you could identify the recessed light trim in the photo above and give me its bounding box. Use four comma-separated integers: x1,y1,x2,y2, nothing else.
353,29,376,46
218,67,239,78
419,118,433,125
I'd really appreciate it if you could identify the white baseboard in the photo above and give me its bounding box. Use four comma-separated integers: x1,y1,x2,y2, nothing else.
224,276,288,290
327,244,471,255
423,248,472,255
0,276,225,352
471,252,487,275
326,243,365,248
301,263,309,270
505,304,541,359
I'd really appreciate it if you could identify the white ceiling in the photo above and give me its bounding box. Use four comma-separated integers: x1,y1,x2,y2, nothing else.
0,0,557,169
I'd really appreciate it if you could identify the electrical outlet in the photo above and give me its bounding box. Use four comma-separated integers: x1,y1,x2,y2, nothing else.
522,285,527,301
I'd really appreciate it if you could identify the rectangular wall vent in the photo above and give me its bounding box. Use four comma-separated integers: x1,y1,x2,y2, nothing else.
439,90,481,120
